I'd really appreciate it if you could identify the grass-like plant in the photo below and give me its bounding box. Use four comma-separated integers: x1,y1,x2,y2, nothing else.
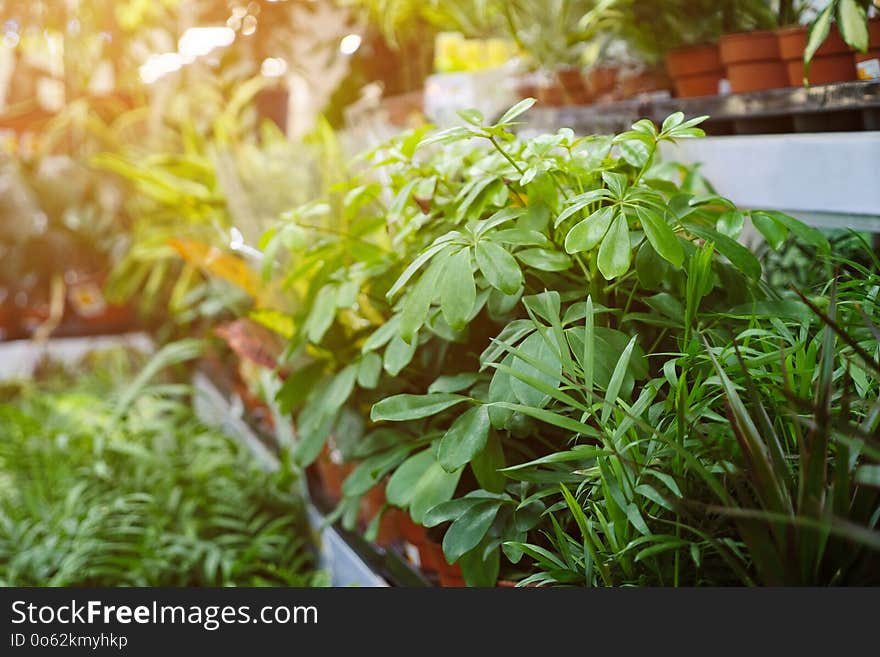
0,344,322,587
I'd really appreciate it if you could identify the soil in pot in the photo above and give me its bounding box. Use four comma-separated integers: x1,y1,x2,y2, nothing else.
720,30,788,93
666,44,724,97
777,24,855,86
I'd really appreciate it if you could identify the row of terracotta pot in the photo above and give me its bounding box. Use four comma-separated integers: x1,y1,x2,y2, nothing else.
524,65,670,108
668,19,880,97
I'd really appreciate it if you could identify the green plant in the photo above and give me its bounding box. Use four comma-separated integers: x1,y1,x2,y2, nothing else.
805,0,875,73
245,98,836,585
0,343,323,586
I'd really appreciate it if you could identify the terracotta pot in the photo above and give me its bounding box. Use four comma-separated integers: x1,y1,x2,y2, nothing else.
777,25,855,85
666,43,722,77
720,30,787,92
536,82,565,106
620,69,671,98
314,443,355,503
397,512,429,547
666,44,724,98
586,66,618,96
854,18,880,79
417,540,464,586
358,484,401,548
556,66,585,92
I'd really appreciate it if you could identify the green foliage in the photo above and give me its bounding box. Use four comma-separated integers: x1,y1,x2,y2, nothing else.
233,99,872,586
0,347,321,587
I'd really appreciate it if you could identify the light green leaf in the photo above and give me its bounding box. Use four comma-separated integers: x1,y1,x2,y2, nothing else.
443,501,502,562
475,241,523,295
441,248,476,330
370,393,468,422
438,404,492,472
838,0,869,52
597,213,631,280
636,206,683,268
564,206,615,254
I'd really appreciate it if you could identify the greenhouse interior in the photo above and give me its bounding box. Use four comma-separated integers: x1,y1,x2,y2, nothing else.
1,0,879,590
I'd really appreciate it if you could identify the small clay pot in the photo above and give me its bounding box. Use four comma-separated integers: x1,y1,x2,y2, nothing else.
314,443,355,503
620,68,671,97
777,24,855,86
720,30,787,93
667,44,725,98
536,81,565,106
666,43,722,78
358,484,400,548
854,18,880,77
586,66,618,96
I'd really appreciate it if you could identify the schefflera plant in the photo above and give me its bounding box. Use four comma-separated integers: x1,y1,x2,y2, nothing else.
353,101,819,584
255,98,820,583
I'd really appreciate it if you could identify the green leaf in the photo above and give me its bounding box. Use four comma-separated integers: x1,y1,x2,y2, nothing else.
837,0,869,53
305,284,338,343
516,248,573,271
750,212,787,250
400,251,447,342
636,206,683,268
428,373,480,394
441,248,476,330
409,459,463,524
661,112,684,132
471,431,507,493
716,210,744,239
460,542,500,586
386,449,433,507
751,210,829,254
564,206,615,254
496,97,536,125
510,332,562,408
458,108,484,126
685,223,761,280
438,404,492,472
357,352,382,389
804,5,834,65
443,501,502,562
387,241,454,300
383,333,417,376
341,445,411,497
602,171,628,198
597,212,631,280
475,241,523,295
370,393,469,422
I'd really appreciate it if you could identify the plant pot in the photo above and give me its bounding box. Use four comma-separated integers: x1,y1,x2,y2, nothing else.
620,68,671,98
536,81,565,107
855,18,880,79
358,483,401,548
556,66,591,104
314,442,355,504
666,44,724,97
417,540,464,586
777,25,855,86
586,66,618,97
720,30,787,93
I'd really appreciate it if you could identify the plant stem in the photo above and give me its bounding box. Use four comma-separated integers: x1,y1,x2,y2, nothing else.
488,136,525,176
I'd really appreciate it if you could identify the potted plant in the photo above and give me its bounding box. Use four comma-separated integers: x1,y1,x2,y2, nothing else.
777,0,874,85
718,1,789,93
243,99,830,585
